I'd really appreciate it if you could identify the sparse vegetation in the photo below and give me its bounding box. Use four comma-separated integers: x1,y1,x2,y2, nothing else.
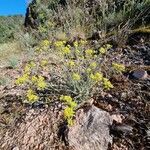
0,15,23,43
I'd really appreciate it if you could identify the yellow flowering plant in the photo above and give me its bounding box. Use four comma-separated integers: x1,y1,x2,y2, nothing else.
55,40,114,103
112,62,125,73
60,95,77,125
26,89,39,103
15,38,116,126
15,59,48,104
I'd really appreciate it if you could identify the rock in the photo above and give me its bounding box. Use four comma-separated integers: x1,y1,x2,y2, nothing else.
68,106,112,150
0,109,64,150
111,114,124,123
112,124,133,135
12,147,19,150
132,69,148,79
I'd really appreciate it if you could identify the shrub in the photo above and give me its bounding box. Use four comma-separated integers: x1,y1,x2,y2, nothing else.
15,38,126,125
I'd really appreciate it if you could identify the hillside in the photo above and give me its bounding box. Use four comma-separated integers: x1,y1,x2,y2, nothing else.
0,0,150,150
0,15,24,43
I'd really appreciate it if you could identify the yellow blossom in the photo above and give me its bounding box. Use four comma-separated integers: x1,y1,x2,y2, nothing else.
112,63,125,73
40,60,48,67
67,61,75,67
64,107,75,125
60,95,72,101
72,73,81,81
31,75,38,83
37,76,47,89
35,47,42,52
103,78,113,90
29,61,36,68
26,89,39,103
54,41,65,47
99,47,107,54
15,74,29,85
85,49,93,57
47,21,55,27
74,41,78,48
80,40,87,45
64,107,75,118
90,72,103,82
24,64,31,73
41,40,50,47
75,49,80,54
60,95,77,108
106,44,112,49
62,46,71,55
86,68,92,73
90,62,97,69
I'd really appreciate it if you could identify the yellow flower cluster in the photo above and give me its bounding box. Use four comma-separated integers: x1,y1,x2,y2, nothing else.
74,41,78,48
67,60,75,67
90,72,103,82
29,61,36,68
86,68,92,73
72,73,81,81
99,47,107,54
40,59,48,67
99,44,112,54
64,107,75,125
24,65,31,73
47,21,55,28
38,26,47,33
26,89,39,103
60,95,77,126
60,95,77,108
73,40,87,48
106,44,112,49
31,75,47,90
103,78,113,90
36,40,51,52
15,60,38,85
41,40,50,47
16,62,36,85
54,41,66,47
15,73,29,85
62,46,71,55
112,63,125,73
90,62,97,69
80,40,87,45
85,49,94,57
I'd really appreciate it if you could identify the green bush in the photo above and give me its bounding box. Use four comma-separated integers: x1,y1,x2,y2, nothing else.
0,15,23,43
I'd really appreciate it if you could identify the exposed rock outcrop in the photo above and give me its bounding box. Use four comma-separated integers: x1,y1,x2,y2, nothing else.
68,106,112,150
0,104,112,150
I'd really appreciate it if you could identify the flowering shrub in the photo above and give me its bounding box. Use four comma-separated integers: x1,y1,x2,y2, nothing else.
15,60,48,104
15,38,126,125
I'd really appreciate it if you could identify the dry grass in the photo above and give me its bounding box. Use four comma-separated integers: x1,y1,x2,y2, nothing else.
0,42,23,67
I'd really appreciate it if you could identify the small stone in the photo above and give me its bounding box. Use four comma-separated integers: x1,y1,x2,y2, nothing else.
12,147,19,150
111,114,124,123
121,92,127,99
107,94,113,98
132,69,148,79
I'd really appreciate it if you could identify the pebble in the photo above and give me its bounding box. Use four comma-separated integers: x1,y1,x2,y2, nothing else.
132,69,148,80
12,147,19,150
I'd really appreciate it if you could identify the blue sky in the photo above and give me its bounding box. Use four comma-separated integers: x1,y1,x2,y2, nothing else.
0,0,28,16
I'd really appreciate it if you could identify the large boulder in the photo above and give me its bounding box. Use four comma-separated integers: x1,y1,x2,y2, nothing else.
68,106,112,150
